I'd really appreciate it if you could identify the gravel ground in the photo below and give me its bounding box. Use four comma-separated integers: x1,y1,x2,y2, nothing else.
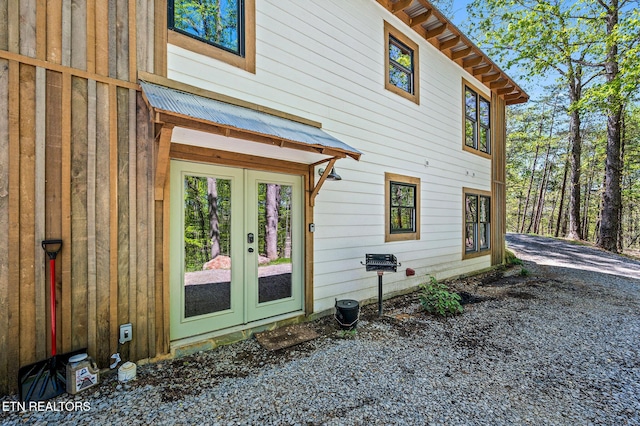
2,234,639,425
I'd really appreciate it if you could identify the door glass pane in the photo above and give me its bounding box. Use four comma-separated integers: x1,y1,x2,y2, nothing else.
257,183,293,303
183,176,233,318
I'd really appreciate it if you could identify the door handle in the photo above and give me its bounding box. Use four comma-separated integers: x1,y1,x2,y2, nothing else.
248,247,254,253
247,233,254,243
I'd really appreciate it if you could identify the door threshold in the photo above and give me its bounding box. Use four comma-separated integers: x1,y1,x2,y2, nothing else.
170,311,306,358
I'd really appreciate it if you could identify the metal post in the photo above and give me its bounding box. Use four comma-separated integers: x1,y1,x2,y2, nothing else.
378,271,384,316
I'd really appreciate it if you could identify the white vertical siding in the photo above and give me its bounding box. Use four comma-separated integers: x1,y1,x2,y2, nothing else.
167,0,494,313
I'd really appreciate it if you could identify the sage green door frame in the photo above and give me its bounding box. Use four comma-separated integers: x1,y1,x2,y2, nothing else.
169,160,304,341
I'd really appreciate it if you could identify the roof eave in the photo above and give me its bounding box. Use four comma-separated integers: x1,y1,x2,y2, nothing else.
377,0,529,105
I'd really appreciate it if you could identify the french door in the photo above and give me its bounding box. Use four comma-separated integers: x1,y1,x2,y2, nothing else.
170,161,303,340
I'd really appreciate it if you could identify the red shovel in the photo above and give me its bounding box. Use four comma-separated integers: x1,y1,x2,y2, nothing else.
18,240,83,402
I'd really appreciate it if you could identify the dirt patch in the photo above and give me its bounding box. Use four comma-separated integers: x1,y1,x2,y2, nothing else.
458,291,489,304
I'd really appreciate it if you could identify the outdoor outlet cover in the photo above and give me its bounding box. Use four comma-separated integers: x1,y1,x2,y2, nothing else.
120,323,132,344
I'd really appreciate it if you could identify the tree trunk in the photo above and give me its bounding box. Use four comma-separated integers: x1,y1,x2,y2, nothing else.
265,184,281,260
533,144,552,234
581,155,598,242
207,177,220,259
554,150,570,238
598,1,623,253
567,95,583,240
516,190,524,233
520,142,540,233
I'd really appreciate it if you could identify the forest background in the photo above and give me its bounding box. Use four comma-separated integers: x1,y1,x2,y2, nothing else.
438,0,640,254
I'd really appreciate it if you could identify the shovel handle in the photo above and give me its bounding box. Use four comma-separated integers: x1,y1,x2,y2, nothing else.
42,239,62,260
49,256,56,356
42,239,61,356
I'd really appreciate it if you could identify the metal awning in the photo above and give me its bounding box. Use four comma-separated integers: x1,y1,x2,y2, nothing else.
140,80,361,161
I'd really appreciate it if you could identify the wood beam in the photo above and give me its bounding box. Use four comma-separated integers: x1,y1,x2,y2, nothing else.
169,143,309,174
154,125,174,200
439,36,460,51
425,24,447,40
497,86,516,95
482,73,501,83
504,92,523,100
309,157,338,206
391,0,413,14
156,112,356,160
463,55,483,69
451,47,472,60
507,96,529,105
410,10,432,27
472,64,492,75
490,79,509,89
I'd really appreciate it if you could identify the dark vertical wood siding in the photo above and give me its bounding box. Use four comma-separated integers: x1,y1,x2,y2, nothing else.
0,0,159,394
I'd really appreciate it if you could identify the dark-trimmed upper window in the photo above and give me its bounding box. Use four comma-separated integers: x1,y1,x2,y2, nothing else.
169,0,245,56
385,173,421,242
390,182,416,234
464,84,491,155
384,21,420,104
464,190,491,257
389,36,414,94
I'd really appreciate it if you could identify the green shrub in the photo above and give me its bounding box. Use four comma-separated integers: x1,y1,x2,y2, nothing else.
519,268,530,277
418,276,463,317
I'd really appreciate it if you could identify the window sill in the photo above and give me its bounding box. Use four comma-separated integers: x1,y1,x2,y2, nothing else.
462,249,491,260
462,144,492,160
386,232,420,243
168,29,255,74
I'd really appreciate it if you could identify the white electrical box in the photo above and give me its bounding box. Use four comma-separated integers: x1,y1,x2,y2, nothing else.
119,323,132,344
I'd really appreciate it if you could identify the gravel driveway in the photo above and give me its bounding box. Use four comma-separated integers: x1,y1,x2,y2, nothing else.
2,234,639,425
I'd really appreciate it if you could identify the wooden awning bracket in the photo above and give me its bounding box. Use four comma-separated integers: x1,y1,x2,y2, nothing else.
309,157,338,207
154,124,174,201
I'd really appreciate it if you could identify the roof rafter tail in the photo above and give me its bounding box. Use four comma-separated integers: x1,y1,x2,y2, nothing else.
376,0,528,104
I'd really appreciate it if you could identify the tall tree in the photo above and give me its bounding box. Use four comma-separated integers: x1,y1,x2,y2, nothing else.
467,0,602,240
577,0,640,252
